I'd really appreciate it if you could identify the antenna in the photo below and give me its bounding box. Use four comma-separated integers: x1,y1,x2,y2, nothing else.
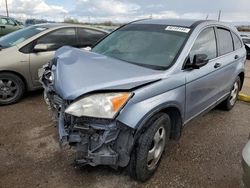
218,10,221,21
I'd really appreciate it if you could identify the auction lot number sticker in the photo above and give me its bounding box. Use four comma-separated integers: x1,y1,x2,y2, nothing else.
165,26,190,33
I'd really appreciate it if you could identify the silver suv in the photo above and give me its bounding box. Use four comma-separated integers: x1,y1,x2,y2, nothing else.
41,19,246,181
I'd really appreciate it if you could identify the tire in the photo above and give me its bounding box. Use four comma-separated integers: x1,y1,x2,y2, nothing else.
0,73,25,105
220,76,241,111
128,113,171,182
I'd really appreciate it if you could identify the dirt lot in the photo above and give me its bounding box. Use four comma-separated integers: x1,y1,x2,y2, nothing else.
0,61,250,188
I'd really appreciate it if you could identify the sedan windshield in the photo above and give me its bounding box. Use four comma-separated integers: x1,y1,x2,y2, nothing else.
92,24,189,70
243,38,250,44
0,26,48,48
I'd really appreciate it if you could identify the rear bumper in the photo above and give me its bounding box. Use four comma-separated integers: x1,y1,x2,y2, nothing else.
242,140,250,187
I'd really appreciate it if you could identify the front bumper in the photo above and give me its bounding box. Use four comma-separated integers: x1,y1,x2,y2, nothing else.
40,60,135,167
242,140,250,188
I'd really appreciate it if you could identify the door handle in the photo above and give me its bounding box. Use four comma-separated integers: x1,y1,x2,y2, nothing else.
214,63,221,68
0,26,5,29
234,55,239,60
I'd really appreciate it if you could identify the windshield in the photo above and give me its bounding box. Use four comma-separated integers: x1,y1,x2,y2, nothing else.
0,26,48,48
243,38,250,44
92,24,189,70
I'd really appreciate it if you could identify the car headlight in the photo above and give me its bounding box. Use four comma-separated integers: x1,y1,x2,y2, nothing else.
65,92,132,119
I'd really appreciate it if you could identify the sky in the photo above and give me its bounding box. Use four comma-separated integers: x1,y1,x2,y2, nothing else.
0,0,250,24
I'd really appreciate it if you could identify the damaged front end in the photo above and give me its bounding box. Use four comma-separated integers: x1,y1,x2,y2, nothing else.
40,59,135,168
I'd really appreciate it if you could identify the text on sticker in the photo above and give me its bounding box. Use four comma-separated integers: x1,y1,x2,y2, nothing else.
165,26,190,33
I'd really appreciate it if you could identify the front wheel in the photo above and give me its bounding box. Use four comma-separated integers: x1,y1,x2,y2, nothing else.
0,73,25,105
128,113,171,182
220,76,241,111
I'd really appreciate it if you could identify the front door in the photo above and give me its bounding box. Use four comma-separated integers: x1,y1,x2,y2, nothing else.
185,27,221,122
29,28,77,87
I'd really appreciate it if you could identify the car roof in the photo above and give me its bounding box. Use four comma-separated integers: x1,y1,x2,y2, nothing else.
32,23,109,33
132,18,219,28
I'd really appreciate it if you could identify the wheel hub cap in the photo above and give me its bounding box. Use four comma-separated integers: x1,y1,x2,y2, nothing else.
229,81,239,106
147,126,166,170
0,79,18,101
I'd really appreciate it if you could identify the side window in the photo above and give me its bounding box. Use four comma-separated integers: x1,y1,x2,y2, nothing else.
190,27,217,62
232,32,242,50
7,19,15,25
36,28,77,51
77,28,106,48
217,28,234,55
0,18,8,25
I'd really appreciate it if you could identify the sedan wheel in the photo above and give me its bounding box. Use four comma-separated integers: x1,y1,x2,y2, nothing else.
0,73,25,105
0,79,19,102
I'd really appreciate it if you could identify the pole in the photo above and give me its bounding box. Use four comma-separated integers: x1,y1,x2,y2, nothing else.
218,10,221,21
5,0,9,17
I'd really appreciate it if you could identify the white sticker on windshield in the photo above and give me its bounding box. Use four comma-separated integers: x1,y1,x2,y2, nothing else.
165,26,190,33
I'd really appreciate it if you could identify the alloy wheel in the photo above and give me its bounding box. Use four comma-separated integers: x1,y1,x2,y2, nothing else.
229,81,239,106
147,126,166,170
0,79,19,102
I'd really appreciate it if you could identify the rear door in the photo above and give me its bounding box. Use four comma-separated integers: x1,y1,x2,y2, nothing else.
29,28,77,86
185,27,222,121
76,28,107,48
214,27,242,97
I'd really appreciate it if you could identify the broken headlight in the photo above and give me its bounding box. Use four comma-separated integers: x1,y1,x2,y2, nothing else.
65,92,132,119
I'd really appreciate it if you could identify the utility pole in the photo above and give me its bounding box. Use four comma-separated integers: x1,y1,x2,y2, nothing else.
218,10,221,21
5,0,9,17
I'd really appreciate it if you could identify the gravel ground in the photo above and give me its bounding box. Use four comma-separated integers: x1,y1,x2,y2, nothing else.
0,61,250,188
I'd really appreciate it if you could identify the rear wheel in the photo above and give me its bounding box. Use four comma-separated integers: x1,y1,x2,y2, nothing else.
0,73,25,105
128,113,171,182
220,76,241,111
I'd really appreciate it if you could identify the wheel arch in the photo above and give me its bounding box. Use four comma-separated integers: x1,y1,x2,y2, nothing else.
238,72,245,90
134,104,183,141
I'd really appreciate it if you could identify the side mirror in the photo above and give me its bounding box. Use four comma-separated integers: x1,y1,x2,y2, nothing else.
33,44,49,52
185,54,209,69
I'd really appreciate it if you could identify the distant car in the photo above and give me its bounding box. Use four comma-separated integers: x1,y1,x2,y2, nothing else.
0,16,24,37
242,37,250,59
0,24,108,105
41,19,245,181
242,137,250,188
239,32,250,59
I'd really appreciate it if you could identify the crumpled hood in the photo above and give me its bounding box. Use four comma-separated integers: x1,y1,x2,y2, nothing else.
53,46,164,100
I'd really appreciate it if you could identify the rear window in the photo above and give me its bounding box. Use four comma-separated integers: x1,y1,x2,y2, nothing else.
217,28,234,56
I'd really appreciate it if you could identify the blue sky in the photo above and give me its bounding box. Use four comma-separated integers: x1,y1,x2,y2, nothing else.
0,0,250,24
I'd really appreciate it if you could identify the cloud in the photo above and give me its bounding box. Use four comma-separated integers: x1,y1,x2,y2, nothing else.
0,0,68,20
73,0,140,16
0,0,250,24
